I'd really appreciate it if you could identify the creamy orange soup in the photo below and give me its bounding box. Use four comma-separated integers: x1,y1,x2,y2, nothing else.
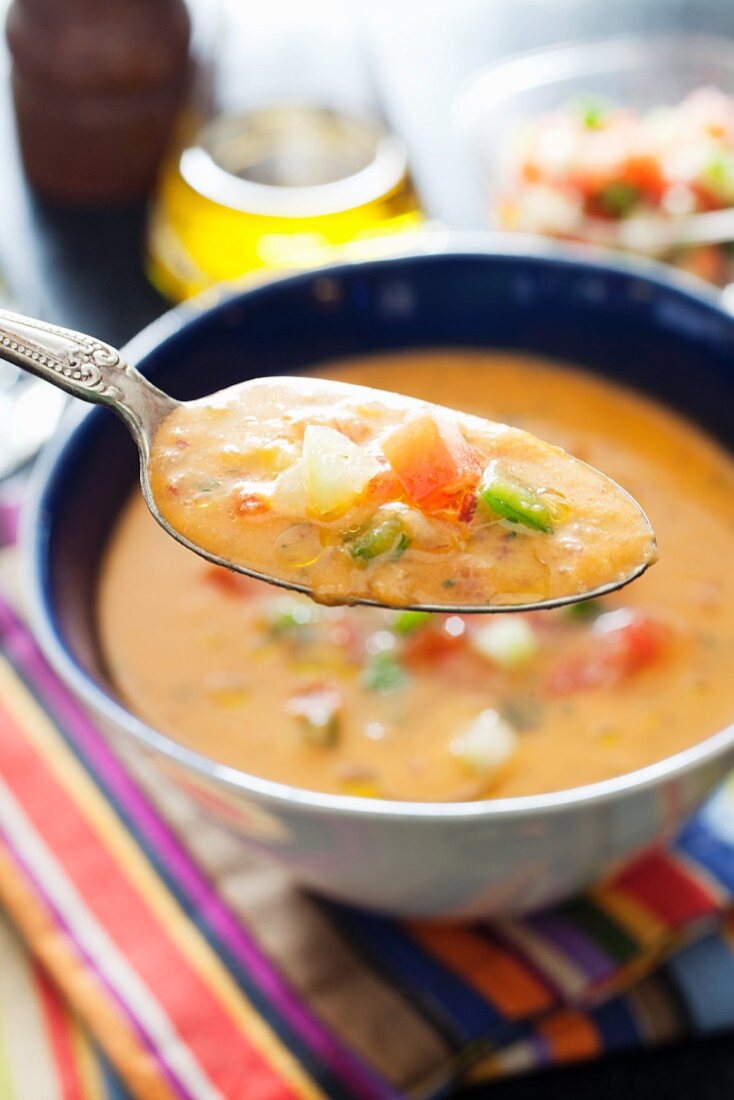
148,374,656,609
99,351,734,801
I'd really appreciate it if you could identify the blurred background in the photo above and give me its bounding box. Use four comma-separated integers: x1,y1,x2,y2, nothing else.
3,0,734,486
4,1,734,302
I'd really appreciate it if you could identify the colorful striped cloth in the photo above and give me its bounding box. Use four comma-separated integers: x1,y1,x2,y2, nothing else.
1,587,734,1100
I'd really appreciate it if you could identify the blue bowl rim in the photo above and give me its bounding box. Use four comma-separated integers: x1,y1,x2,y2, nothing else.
22,233,734,822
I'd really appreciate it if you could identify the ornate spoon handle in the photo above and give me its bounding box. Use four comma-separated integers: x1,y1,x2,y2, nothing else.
0,308,176,443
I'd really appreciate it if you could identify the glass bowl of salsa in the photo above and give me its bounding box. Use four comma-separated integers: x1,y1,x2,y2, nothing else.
457,34,734,287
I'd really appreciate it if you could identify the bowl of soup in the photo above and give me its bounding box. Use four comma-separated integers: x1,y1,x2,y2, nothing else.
24,241,734,918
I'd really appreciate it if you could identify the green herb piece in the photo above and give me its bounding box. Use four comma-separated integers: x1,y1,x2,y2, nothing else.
478,466,554,533
442,578,456,589
702,149,734,203
350,516,411,564
195,478,220,493
578,98,606,130
266,598,319,635
597,181,641,218
394,533,410,559
500,696,542,731
286,683,341,746
563,599,601,622
361,652,409,694
300,714,340,747
392,610,432,635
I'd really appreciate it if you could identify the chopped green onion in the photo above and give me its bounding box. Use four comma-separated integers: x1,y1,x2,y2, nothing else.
394,533,410,558
597,181,640,217
266,597,319,635
702,149,734,203
350,516,410,564
392,610,432,635
195,478,220,493
563,599,601,622
361,652,409,694
478,465,554,532
578,98,606,130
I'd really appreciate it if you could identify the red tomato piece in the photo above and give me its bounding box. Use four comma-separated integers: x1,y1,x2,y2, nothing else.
616,613,672,669
403,619,467,667
381,415,482,513
235,490,270,516
366,467,406,505
546,611,672,695
203,566,258,598
623,154,666,202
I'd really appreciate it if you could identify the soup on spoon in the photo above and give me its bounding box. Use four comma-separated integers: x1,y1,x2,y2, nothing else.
148,375,657,610
0,305,655,610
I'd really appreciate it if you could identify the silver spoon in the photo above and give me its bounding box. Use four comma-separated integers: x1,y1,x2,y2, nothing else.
0,307,654,613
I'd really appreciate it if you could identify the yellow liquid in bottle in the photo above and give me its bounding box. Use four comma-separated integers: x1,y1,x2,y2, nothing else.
147,105,425,301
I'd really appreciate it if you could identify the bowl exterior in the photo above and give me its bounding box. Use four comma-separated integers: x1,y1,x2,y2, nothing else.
86,700,733,919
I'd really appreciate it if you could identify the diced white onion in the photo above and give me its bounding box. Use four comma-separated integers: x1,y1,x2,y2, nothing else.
270,460,307,517
302,425,381,517
451,710,517,777
470,618,539,671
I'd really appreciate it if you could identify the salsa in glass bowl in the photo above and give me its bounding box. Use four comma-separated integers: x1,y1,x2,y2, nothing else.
458,35,734,286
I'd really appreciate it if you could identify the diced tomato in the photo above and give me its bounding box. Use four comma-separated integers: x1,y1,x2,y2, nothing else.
381,415,483,514
403,619,467,667
618,613,673,667
366,467,406,505
623,154,666,201
203,566,258,598
568,130,628,197
235,490,270,516
546,611,672,695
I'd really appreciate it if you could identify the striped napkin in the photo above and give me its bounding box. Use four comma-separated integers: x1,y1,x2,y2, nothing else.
1,587,734,1100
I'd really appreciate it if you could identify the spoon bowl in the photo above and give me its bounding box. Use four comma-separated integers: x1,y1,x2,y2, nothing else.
0,307,655,612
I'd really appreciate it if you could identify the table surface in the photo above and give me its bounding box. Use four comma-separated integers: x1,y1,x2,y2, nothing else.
4,2,734,1096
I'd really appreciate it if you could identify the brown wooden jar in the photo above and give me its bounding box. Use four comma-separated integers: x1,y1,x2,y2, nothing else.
7,0,192,206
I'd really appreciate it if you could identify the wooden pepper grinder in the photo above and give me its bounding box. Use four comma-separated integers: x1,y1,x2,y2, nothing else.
6,0,192,206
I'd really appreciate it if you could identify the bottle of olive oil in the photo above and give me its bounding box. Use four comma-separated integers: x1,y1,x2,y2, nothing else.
146,1,424,301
